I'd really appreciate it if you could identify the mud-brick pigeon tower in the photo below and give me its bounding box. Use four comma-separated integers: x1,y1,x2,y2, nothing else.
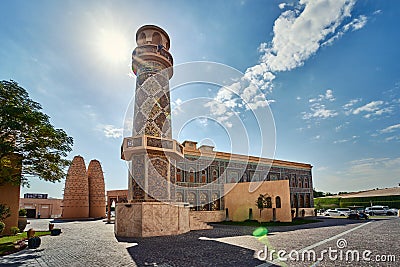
116,25,190,237
62,156,89,218
88,160,106,218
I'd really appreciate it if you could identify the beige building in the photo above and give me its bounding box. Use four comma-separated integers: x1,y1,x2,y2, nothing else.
19,194,62,219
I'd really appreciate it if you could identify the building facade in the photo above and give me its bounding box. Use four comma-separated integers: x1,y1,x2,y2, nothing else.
175,141,314,217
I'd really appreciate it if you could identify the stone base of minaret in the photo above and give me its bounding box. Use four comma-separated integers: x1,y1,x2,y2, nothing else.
114,202,190,237
116,135,192,237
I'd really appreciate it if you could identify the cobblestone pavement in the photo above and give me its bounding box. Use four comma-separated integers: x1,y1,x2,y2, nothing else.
0,219,136,267
1,217,399,267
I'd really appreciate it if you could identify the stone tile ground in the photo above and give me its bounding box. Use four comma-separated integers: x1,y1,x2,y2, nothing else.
1,217,398,266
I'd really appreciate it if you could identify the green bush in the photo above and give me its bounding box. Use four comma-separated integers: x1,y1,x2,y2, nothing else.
18,209,27,217
0,204,11,221
0,221,5,233
10,226,19,235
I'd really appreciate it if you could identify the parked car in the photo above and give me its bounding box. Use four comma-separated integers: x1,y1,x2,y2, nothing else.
335,208,351,215
365,206,389,216
386,207,398,216
324,209,349,216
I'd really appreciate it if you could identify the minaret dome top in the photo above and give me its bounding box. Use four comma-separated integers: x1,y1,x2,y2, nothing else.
136,25,170,50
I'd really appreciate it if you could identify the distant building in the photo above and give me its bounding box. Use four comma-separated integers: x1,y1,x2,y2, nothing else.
19,194,62,218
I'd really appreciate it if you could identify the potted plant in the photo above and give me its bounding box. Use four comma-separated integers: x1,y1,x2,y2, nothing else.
18,208,28,232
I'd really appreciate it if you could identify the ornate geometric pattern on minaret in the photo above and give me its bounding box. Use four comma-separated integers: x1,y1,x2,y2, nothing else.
125,25,177,202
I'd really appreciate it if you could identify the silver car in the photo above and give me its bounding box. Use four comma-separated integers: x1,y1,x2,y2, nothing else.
324,209,349,216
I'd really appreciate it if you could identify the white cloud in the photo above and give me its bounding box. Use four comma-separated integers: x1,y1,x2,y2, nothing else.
380,124,400,134
353,100,383,114
309,89,336,103
303,89,338,120
322,15,368,46
333,135,358,144
206,0,362,125
101,124,123,138
373,10,382,15
259,0,357,72
352,100,393,118
343,98,361,115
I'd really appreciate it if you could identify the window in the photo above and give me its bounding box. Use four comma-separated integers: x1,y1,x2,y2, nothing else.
176,192,183,202
212,170,218,181
275,196,281,208
189,169,194,183
176,169,181,182
265,197,272,208
201,170,206,183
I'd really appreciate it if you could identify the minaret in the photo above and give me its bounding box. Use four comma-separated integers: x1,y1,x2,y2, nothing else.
62,156,89,218
117,25,188,237
121,25,183,202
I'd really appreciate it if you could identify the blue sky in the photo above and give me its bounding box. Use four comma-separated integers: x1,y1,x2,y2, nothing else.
1,0,399,198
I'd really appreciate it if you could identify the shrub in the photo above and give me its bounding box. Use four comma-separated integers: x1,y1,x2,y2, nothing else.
0,204,11,221
0,221,5,233
19,209,27,217
10,226,20,235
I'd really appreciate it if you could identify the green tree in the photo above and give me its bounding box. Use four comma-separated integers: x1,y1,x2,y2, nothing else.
0,80,73,186
256,194,266,217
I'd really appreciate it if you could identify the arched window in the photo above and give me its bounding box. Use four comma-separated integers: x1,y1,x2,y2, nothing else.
200,193,208,210
189,168,194,183
212,170,218,181
152,32,162,45
275,196,281,208
265,197,272,208
138,32,146,45
176,169,181,182
293,194,298,208
201,170,206,183
299,195,304,208
211,193,220,210
188,192,196,207
176,192,183,202
298,178,303,188
305,194,310,208
304,178,309,188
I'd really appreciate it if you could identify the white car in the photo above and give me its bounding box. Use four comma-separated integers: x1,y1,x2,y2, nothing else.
324,209,349,216
365,206,388,216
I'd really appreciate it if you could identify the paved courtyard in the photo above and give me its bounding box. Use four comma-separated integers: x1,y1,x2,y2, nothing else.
0,217,398,266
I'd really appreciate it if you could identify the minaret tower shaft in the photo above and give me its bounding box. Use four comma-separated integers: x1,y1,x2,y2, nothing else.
121,25,183,203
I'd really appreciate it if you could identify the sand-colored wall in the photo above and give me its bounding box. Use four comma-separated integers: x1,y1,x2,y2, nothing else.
19,198,62,218
115,202,190,237
190,210,225,222
224,180,292,222
0,183,20,235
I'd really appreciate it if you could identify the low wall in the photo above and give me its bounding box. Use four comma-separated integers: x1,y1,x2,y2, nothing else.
190,210,225,222
115,202,190,237
0,183,20,236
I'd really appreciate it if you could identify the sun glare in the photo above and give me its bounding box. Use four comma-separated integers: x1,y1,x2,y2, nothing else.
96,28,130,64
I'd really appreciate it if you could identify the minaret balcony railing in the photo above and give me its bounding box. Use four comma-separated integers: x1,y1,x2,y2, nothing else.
121,135,184,160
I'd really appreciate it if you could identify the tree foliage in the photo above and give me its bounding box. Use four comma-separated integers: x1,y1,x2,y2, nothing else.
0,80,73,186
256,194,266,217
